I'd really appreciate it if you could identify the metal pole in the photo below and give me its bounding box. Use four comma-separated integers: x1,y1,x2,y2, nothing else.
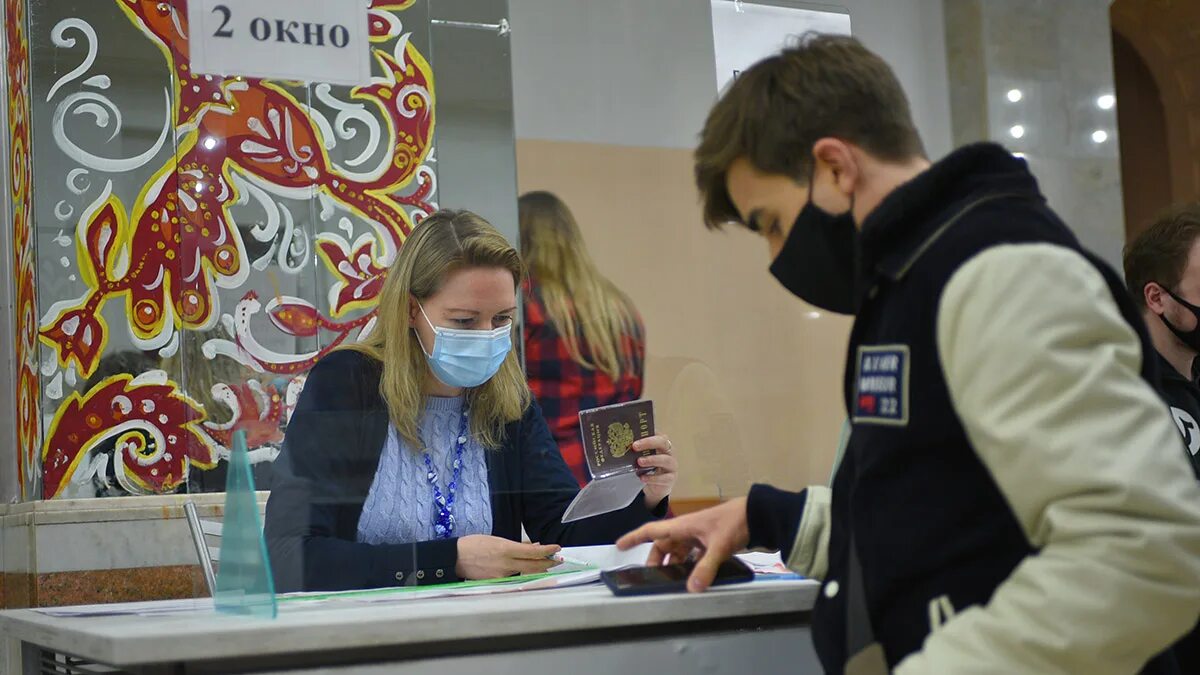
430,18,510,36
184,501,218,597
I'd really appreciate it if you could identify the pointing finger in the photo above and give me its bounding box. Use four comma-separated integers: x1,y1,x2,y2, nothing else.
617,520,673,550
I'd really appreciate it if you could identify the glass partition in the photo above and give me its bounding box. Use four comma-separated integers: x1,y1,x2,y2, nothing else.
26,0,518,505
0,0,1161,614
509,0,855,506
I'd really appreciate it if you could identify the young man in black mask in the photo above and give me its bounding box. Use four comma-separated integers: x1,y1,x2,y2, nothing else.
619,34,1200,674
1125,204,1200,478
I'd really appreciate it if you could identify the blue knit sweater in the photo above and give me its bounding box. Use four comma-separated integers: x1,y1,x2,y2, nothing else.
356,396,493,545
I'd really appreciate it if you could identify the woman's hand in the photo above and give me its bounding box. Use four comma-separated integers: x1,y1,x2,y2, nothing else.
632,434,678,509
455,535,561,580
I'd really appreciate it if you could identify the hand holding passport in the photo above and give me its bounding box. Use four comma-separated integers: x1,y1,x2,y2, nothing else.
561,400,660,523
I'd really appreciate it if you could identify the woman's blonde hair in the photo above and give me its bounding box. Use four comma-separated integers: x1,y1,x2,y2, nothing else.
518,192,640,379
347,210,530,450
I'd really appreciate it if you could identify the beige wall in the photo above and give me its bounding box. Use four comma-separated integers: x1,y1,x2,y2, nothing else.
517,140,852,499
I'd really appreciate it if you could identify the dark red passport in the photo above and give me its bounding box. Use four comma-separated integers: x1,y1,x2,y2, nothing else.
580,400,656,479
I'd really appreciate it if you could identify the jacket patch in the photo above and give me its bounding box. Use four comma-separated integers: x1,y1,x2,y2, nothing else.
1170,407,1200,456
853,345,910,426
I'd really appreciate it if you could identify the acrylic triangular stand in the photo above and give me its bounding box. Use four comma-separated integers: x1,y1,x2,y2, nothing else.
214,430,277,618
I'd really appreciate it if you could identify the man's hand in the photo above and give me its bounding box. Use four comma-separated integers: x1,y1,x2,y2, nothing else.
616,497,749,592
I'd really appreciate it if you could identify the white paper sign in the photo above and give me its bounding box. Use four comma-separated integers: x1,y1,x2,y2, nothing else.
188,0,372,86
711,0,853,94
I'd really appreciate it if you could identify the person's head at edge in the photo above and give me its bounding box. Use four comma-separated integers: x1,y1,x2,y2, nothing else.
694,33,930,262
1123,203,1200,378
346,209,530,450
518,190,640,379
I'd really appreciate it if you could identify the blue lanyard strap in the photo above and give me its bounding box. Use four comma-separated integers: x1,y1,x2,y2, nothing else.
422,407,470,539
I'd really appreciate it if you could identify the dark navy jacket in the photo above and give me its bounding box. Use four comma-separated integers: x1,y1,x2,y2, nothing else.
1158,351,1200,479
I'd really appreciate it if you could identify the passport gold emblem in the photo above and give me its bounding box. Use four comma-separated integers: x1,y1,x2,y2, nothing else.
607,422,634,458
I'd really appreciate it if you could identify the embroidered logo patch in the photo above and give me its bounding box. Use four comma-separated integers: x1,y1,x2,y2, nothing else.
1171,407,1200,456
853,345,910,426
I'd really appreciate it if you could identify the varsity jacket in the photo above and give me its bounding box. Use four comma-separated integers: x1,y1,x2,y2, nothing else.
746,143,1200,674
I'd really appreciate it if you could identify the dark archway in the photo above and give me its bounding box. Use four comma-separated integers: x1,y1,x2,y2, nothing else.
1112,30,1171,239
1111,0,1200,242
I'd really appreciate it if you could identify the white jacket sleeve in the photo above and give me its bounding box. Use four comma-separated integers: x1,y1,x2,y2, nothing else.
785,485,831,579
895,244,1200,675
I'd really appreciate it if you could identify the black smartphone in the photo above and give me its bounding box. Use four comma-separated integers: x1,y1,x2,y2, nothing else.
601,558,754,596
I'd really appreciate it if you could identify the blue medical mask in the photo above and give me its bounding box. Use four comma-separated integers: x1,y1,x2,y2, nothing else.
417,305,512,388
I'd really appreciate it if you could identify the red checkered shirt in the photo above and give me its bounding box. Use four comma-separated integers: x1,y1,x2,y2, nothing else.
522,283,646,487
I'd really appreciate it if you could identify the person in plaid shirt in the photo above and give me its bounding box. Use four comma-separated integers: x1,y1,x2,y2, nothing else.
519,192,646,487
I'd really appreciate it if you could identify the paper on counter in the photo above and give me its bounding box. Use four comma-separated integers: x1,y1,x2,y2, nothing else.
736,551,804,579
34,572,604,618
35,598,213,618
548,543,653,573
289,569,607,606
736,551,787,574
33,545,656,618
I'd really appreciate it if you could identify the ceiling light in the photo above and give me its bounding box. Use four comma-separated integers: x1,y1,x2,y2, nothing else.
1006,89,1023,103
1009,125,1026,139
1091,129,1109,144
1096,94,1115,110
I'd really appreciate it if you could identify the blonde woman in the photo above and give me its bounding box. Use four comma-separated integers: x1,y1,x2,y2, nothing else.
264,210,676,592
518,192,647,486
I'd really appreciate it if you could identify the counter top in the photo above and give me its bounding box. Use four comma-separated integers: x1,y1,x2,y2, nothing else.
0,491,268,525
0,580,818,666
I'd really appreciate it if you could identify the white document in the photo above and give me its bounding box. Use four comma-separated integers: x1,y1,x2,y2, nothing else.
561,471,646,523
735,551,799,576
549,543,654,572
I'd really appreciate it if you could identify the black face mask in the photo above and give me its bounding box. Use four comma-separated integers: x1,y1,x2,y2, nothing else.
768,193,860,315
1161,287,1200,352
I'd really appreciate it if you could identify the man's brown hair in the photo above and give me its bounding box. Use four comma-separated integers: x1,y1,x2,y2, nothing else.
695,33,926,229
1123,203,1200,308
